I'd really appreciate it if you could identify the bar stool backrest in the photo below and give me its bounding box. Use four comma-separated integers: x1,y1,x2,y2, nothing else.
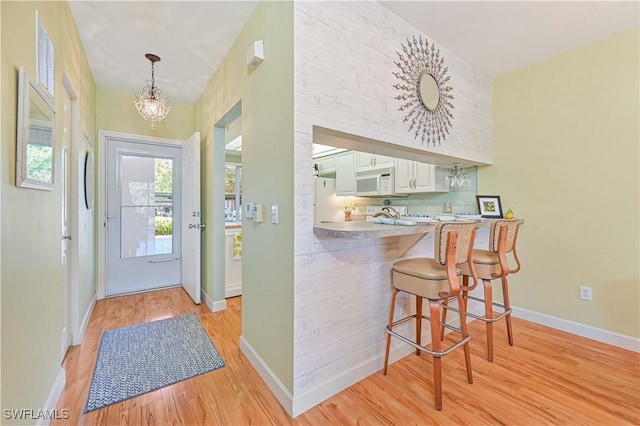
435,222,477,266
489,220,520,254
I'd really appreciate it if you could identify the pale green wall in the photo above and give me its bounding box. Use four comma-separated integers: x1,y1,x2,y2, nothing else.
96,88,194,140
194,2,294,390
482,28,639,337
1,0,96,418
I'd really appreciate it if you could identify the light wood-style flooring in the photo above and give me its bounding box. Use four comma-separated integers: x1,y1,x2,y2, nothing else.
54,287,640,425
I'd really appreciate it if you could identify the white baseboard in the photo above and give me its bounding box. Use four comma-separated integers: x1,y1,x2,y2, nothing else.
36,368,66,426
291,338,418,417
240,335,294,416
512,305,640,353
72,295,96,346
201,288,227,312
225,282,242,298
238,307,474,418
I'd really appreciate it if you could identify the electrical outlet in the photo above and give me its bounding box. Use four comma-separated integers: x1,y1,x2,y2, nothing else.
442,202,452,213
580,286,592,301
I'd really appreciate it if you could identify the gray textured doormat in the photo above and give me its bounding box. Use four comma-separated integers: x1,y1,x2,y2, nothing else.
84,312,224,412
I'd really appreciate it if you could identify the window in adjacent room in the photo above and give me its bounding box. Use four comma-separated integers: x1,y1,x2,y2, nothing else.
224,164,242,222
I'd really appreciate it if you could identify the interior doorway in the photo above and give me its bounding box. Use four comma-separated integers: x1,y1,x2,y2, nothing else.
60,81,74,362
224,115,243,298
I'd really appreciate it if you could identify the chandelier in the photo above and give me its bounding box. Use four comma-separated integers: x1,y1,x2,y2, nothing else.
134,53,170,128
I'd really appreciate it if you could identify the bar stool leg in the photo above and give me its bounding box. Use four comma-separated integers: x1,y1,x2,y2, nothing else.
483,279,494,362
501,277,514,346
416,296,423,356
440,297,448,341
428,300,443,411
458,293,473,384
383,289,399,375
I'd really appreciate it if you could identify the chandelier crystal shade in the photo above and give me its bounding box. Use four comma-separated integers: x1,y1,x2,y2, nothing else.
134,53,171,129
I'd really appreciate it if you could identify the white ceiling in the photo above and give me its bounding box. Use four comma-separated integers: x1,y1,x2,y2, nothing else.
69,1,639,107
380,1,640,78
69,1,258,105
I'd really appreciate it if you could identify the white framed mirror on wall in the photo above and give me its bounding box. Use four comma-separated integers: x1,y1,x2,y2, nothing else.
16,66,56,190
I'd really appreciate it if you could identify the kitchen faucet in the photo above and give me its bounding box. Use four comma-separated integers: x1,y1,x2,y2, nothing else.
373,211,395,219
382,206,401,218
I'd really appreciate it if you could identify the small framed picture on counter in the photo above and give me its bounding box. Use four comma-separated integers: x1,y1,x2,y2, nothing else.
476,195,503,218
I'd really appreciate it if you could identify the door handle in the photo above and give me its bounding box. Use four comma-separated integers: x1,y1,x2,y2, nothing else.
148,257,180,263
200,223,206,231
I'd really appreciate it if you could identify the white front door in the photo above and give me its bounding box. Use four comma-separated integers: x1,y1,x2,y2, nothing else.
181,132,201,304
105,139,182,296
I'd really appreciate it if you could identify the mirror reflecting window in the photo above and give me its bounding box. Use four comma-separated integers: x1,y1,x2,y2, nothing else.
419,73,440,111
16,67,55,190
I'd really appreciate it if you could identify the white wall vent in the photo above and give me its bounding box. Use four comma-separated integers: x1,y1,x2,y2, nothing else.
36,10,55,98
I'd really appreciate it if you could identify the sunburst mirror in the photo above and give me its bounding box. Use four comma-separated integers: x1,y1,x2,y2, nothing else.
393,36,454,147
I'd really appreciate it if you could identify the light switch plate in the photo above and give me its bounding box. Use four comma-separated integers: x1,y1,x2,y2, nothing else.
271,205,279,224
245,202,254,219
254,204,264,223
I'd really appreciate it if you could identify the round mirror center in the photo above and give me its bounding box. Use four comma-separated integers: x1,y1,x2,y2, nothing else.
419,73,440,111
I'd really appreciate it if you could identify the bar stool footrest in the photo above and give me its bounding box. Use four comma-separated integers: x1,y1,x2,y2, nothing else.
386,314,470,358
443,296,512,324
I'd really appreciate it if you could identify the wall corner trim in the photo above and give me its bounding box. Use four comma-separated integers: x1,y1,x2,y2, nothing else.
201,289,226,312
72,294,96,346
239,335,294,417
36,368,66,426
512,306,640,353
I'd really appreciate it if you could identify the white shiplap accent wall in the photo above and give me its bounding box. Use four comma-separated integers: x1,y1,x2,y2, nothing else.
292,1,493,415
294,1,492,164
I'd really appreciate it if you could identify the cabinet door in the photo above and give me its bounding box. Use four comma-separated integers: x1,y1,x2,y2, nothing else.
413,161,435,192
394,158,414,194
355,151,375,172
356,152,394,172
336,151,356,195
374,155,393,169
315,154,336,176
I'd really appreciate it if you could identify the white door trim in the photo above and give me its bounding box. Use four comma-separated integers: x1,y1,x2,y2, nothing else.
61,86,72,361
62,75,80,351
97,130,184,300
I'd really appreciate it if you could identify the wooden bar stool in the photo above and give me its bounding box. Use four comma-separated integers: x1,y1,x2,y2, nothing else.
383,222,478,410
443,219,521,362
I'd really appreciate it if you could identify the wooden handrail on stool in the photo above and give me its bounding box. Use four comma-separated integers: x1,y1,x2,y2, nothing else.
442,220,521,362
383,222,479,410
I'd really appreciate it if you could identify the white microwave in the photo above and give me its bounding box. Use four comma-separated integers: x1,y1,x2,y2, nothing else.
355,167,395,197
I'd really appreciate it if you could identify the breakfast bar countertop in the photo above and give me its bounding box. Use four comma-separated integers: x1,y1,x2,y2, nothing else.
313,220,436,239
314,221,437,257
313,218,523,257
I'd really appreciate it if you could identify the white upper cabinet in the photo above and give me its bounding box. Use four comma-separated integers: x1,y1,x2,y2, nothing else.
394,158,449,194
314,154,336,176
355,151,393,172
394,158,414,193
336,151,356,195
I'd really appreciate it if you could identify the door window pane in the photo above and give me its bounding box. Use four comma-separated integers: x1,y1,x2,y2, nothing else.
120,155,174,257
